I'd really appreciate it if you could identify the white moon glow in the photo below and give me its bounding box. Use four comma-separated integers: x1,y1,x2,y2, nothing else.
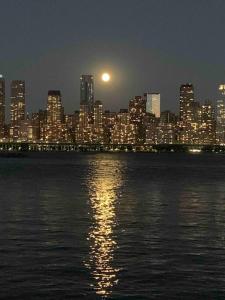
102,73,110,82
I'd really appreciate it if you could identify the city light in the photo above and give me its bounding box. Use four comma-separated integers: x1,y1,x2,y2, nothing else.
0,75,224,150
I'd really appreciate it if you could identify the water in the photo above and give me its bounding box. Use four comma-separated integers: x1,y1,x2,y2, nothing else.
0,152,225,299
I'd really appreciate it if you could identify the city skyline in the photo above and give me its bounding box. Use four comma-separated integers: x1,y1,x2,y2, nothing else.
0,73,223,119
0,73,222,146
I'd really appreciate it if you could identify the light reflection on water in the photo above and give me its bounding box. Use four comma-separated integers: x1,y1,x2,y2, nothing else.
85,158,124,297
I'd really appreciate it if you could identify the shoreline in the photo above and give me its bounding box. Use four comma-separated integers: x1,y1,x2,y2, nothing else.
0,143,224,154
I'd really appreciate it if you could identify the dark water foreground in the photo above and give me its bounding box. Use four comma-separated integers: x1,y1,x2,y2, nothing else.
0,153,225,299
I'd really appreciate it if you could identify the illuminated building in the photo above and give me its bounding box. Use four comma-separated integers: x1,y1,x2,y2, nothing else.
93,100,103,143
94,101,103,128
111,110,136,144
102,110,116,144
80,75,94,113
129,96,146,121
144,113,158,144
17,119,38,142
10,80,25,141
198,101,216,144
129,96,146,144
179,83,194,123
216,85,225,144
47,90,63,124
145,93,160,118
77,103,92,143
0,75,5,138
45,90,65,142
145,124,157,144
10,80,25,125
156,123,176,144
179,84,200,144
157,110,178,144
31,109,47,142
64,111,79,142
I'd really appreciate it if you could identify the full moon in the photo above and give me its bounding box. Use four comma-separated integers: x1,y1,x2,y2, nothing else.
102,73,110,82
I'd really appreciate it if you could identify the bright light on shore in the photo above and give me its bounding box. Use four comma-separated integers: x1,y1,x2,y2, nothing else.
189,149,202,153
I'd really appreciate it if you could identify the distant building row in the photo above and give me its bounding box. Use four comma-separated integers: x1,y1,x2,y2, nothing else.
0,75,224,145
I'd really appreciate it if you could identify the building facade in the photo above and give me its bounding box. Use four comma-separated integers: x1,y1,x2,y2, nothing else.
216,85,225,144
10,80,25,141
80,75,94,113
0,76,5,138
145,93,160,118
45,90,65,142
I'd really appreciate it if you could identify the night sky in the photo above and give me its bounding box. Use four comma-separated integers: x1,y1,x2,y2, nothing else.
1,0,225,116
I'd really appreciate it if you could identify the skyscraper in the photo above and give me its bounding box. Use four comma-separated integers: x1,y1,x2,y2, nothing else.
46,90,64,142
10,80,25,126
129,96,146,144
198,101,216,144
145,93,160,118
179,84,194,123
93,100,103,143
10,80,25,141
216,85,225,144
77,103,92,144
179,83,198,144
94,101,103,129
47,90,63,125
80,75,94,113
0,75,5,137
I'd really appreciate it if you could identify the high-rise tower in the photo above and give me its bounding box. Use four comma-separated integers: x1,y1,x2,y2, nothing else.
145,93,160,118
80,75,94,113
10,80,25,126
0,75,5,135
179,84,194,123
47,90,63,125
216,84,225,144
46,90,64,142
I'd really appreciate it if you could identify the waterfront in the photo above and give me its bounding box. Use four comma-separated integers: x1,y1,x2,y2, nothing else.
1,153,225,299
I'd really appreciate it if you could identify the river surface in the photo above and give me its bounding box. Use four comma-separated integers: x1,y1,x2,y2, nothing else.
0,152,225,299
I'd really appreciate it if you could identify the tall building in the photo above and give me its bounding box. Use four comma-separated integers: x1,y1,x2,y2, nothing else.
77,103,92,144
47,90,62,125
31,109,47,142
80,75,94,113
216,84,225,144
93,100,103,143
145,93,160,118
46,90,65,142
179,83,194,123
103,110,116,144
10,80,25,141
129,96,146,144
0,75,5,137
159,110,177,144
10,80,25,126
94,101,103,129
64,111,79,142
111,110,136,144
179,83,199,144
198,101,216,144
